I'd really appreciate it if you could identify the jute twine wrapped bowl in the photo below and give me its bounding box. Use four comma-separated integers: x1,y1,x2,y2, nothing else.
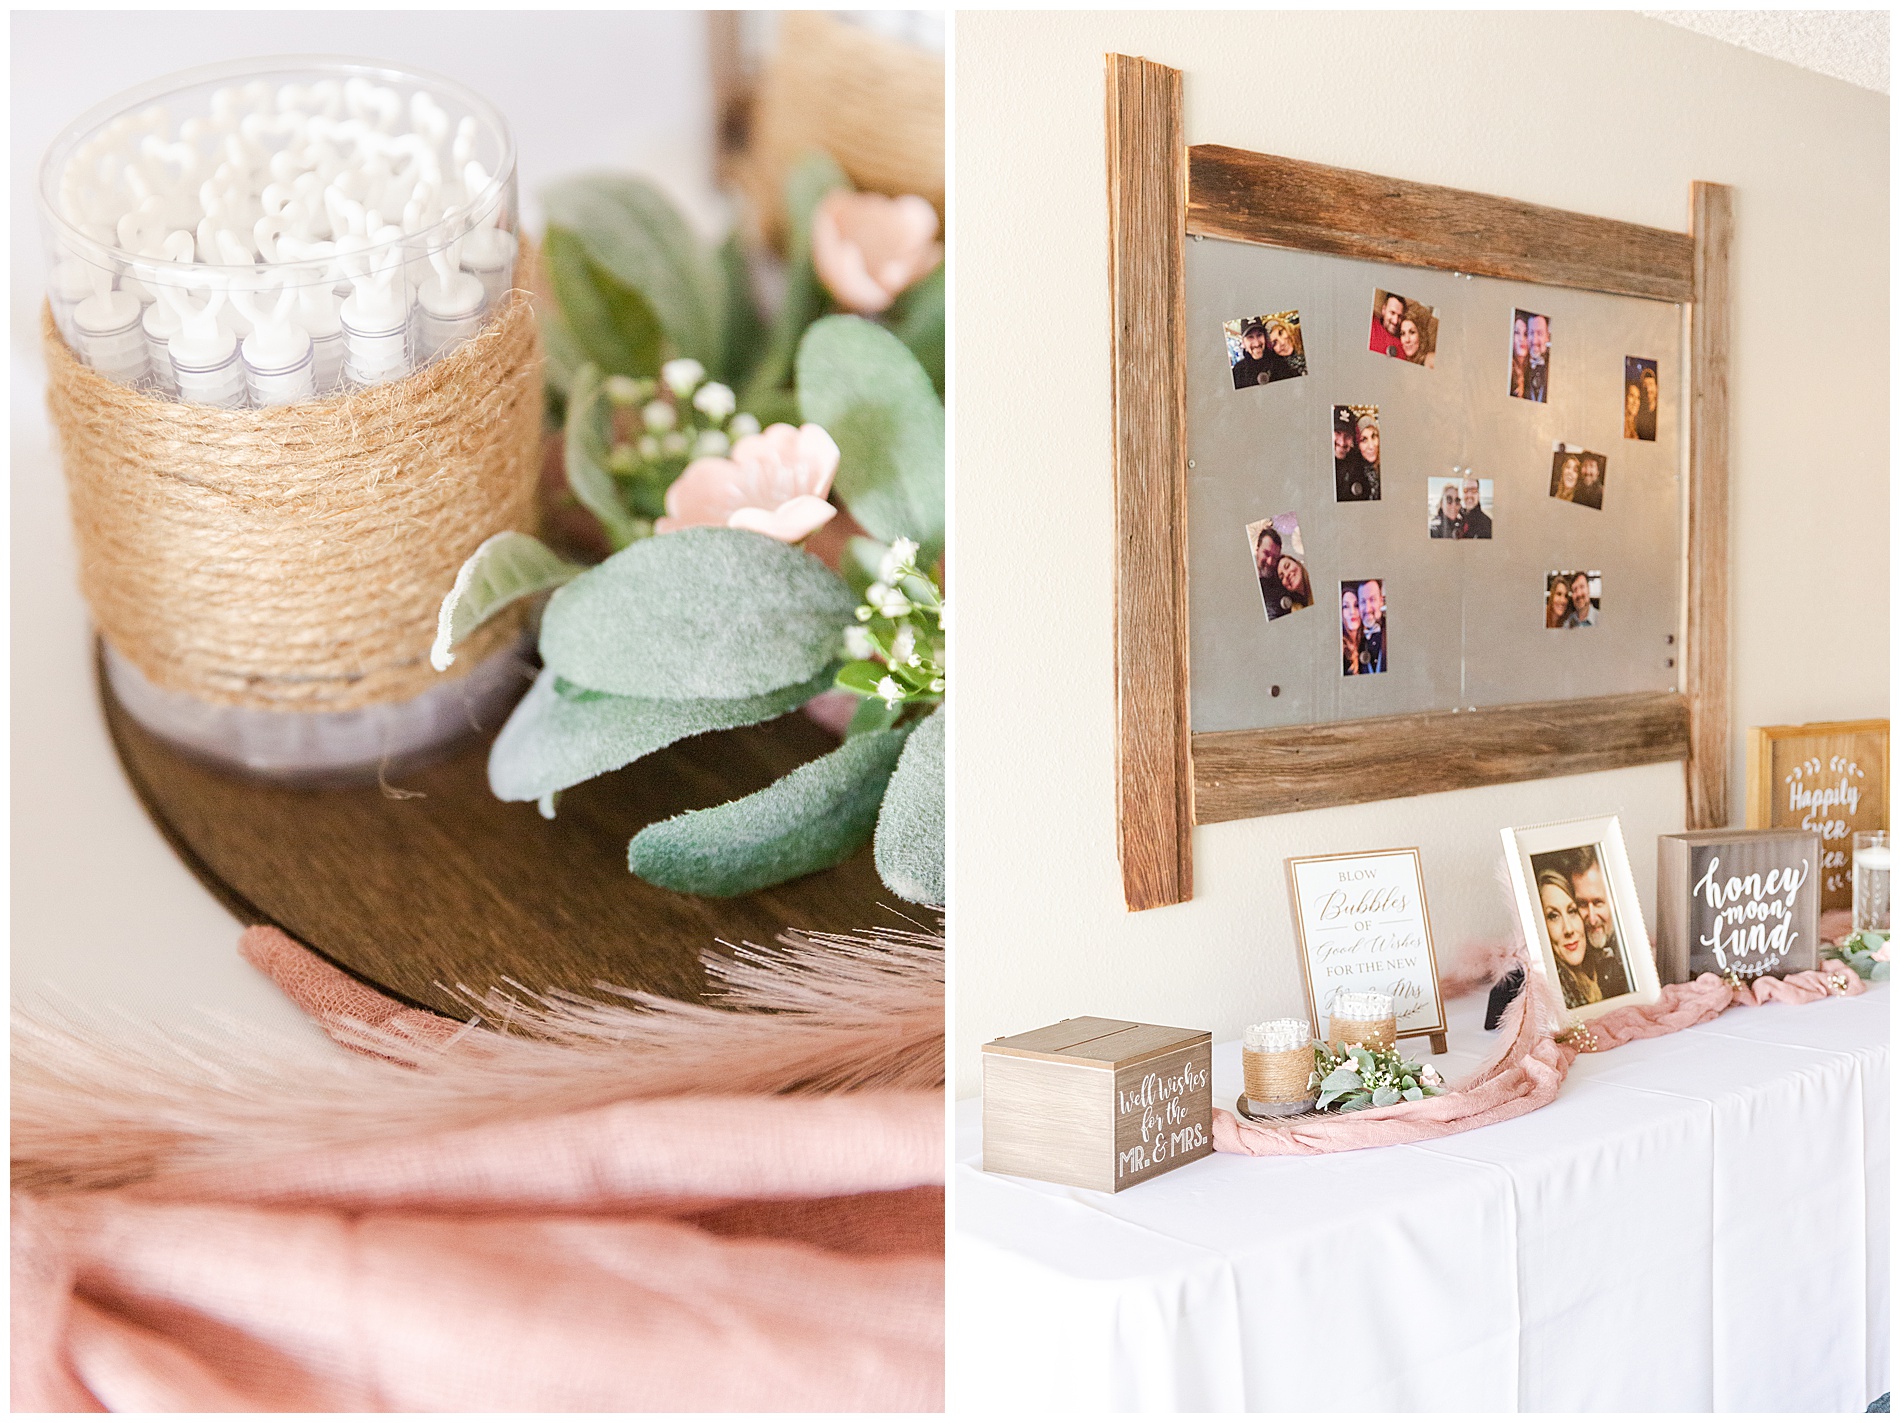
1242,1046,1316,1108
736,11,944,249
42,290,542,718
1329,1015,1399,1052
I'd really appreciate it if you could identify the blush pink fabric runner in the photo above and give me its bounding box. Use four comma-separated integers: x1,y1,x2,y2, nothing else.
1215,956,1869,1159
13,929,945,1412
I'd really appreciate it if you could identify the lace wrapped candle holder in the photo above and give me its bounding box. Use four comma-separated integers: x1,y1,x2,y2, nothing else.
1241,1018,1318,1117
1328,992,1397,1052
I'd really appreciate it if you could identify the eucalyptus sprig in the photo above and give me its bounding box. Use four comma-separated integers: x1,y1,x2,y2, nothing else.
1823,929,1890,982
1314,1041,1446,1113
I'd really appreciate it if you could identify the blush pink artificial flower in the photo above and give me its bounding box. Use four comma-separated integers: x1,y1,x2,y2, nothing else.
811,190,942,315
656,422,840,543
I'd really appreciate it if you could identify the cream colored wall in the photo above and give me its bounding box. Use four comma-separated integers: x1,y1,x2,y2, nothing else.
952,11,1889,1095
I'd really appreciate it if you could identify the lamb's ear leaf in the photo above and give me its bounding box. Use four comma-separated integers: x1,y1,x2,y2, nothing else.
626,726,910,897
542,174,725,374
716,229,766,393
543,226,664,378
564,365,641,550
886,262,945,397
433,533,584,671
873,704,943,905
540,526,856,700
740,150,849,409
488,666,837,803
795,315,944,556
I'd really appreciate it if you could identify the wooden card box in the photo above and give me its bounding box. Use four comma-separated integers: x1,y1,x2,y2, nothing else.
981,1016,1213,1193
1657,829,1821,985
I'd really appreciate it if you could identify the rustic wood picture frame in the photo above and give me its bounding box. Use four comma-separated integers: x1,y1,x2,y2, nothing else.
1107,54,1732,911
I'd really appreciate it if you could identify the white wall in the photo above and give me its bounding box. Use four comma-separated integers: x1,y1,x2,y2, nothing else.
952,11,1889,1094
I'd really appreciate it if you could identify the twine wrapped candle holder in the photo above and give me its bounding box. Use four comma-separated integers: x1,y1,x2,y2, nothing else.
1241,1018,1318,1117
1328,992,1397,1052
38,60,539,783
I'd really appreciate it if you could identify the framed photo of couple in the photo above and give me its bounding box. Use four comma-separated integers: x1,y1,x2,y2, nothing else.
1502,815,1661,1024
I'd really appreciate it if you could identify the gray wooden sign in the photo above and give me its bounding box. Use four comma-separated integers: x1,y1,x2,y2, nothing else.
1657,829,1822,983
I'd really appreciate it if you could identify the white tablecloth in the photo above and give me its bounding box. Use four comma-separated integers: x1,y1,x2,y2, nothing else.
953,984,1890,1412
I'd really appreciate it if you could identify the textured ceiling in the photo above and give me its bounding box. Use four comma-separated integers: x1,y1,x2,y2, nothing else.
1644,10,1890,94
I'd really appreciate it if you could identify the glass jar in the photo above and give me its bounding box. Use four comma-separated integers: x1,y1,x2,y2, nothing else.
38,56,520,407
40,59,530,783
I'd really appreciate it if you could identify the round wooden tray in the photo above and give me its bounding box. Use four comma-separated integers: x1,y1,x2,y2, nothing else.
100,648,902,1018
1234,1094,1321,1124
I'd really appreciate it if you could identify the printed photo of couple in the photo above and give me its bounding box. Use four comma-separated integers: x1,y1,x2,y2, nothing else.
1528,843,1633,1009
1544,570,1601,629
1246,513,1313,622
1368,290,1437,367
1332,404,1380,501
1549,444,1607,509
1509,309,1550,402
1623,357,1659,441
1427,474,1493,539
1224,311,1307,389
1340,578,1388,675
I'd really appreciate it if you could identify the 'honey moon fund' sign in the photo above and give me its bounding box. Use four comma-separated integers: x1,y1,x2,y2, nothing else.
1657,829,1822,983
1286,848,1446,1044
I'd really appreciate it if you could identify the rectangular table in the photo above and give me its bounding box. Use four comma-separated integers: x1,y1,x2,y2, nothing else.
953,984,1889,1412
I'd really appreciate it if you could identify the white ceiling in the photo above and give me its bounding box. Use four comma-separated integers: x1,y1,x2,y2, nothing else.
1643,10,1890,94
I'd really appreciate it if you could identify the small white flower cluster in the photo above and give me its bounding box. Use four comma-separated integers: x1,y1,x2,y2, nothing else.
604,359,753,471
842,536,945,710
1313,1039,1446,1114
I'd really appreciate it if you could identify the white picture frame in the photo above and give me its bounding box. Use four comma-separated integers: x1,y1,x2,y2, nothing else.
1286,846,1447,1050
1502,814,1661,1024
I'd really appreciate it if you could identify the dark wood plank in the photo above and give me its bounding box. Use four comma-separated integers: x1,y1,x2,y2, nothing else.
1187,145,1695,303
1107,54,1193,912
101,653,910,1018
1191,692,1692,824
1686,182,1733,829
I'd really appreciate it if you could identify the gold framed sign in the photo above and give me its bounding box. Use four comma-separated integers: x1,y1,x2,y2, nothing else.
1286,847,1447,1054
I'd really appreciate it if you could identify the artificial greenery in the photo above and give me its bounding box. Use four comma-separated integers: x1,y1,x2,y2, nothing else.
872,705,944,904
435,154,945,905
1313,1041,1447,1113
1823,929,1890,982
539,527,858,700
627,725,913,897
